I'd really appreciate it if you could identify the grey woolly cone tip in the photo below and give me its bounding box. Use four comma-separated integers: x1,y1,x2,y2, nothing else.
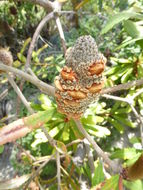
66,35,99,67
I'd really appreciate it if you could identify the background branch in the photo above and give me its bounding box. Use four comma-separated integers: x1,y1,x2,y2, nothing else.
26,12,54,69
74,120,119,173
6,74,34,114
0,63,55,96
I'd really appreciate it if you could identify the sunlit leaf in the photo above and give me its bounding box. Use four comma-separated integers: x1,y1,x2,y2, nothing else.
20,37,31,54
101,11,143,34
110,148,141,160
0,145,4,154
124,180,143,190
92,161,104,186
124,20,143,38
121,68,133,83
107,117,124,133
102,175,119,190
17,53,26,63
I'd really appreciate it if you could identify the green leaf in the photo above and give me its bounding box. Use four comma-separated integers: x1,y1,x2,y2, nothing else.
113,115,136,128
124,180,143,190
110,57,132,64
92,161,104,186
102,175,119,190
82,115,104,126
75,0,90,10
104,66,120,75
124,20,143,38
101,11,143,34
0,145,4,154
20,38,31,54
138,64,143,78
107,117,124,133
0,174,31,190
121,67,133,83
112,107,131,114
115,37,143,50
17,53,26,63
110,148,140,160
24,109,55,128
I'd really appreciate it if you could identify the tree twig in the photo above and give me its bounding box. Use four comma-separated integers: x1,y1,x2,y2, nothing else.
23,154,55,190
56,150,61,190
26,12,54,70
0,63,55,96
55,15,67,55
66,139,83,147
6,73,34,114
84,138,95,175
74,120,119,173
0,89,8,101
100,79,143,94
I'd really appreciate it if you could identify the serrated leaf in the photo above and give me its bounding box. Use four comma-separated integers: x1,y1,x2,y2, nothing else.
0,174,31,190
92,161,104,186
101,11,143,34
102,175,119,190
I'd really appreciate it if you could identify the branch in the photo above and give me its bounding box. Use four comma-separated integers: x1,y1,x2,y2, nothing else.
74,120,119,173
6,74,34,114
55,15,67,55
0,62,55,97
23,153,55,190
26,12,54,69
0,89,8,101
100,78,143,94
1,63,143,98
56,150,61,190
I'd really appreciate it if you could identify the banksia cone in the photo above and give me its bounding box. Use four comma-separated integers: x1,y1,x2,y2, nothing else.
55,35,106,119
0,47,13,73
